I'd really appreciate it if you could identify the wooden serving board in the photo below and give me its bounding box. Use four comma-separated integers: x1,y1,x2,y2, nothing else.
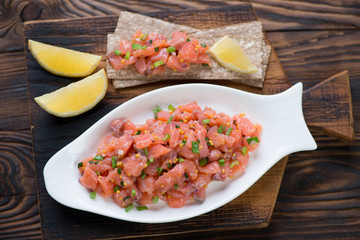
24,4,353,239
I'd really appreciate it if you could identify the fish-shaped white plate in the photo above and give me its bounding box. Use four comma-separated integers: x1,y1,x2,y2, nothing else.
43,83,317,223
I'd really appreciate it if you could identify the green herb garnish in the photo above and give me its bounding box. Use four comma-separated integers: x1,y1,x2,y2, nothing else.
241,146,247,156
135,130,141,135
152,196,159,204
137,206,148,211
167,115,174,124
89,191,97,199
114,50,121,56
132,43,142,50
202,119,210,124
140,33,148,41
226,127,233,136
166,46,176,53
124,51,130,59
230,160,239,168
125,204,134,212
111,156,117,169
168,104,176,111
163,134,170,141
156,167,163,175
246,136,260,144
191,140,200,154
143,147,149,157
218,159,225,167
199,158,208,166
154,60,164,68
77,162,83,168
93,155,104,160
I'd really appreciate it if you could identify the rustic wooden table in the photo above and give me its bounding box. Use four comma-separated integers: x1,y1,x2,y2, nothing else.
1,1,360,239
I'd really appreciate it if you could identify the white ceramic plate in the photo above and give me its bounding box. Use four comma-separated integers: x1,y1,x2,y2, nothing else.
43,83,317,223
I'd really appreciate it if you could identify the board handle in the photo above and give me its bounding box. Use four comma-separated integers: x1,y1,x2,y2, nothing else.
302,70,354,142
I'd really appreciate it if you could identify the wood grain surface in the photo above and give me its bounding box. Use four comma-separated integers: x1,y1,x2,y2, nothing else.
1,0,360,239
24,6,291,239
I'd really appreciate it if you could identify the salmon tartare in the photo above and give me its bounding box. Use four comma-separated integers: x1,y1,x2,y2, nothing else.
107,30,211,76
78,102,261,211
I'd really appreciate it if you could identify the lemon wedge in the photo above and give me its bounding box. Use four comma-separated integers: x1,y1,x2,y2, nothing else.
34,69,107,117
28,39,101,77
209,36,258,74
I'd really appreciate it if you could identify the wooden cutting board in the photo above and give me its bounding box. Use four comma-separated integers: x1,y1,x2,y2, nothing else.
24,3,353,239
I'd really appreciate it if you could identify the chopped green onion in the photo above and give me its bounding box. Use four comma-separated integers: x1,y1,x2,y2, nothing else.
202,63,209,67
200,43,207,48
199,158,208,166
174,183,178,189
147,158,154,165
143,147,148,157
230,160,239,168
132,189,136,196
154,60,164,68
187,38,191,42
217,125,225,133
166,163,171,169
154,47,159,52
149,39,153,44
125,204,134,212
117,168,122,174
226,127,233,136
132,43,142,50
241,146,247,156
178,158,185,163
191,141,200,154
166,46,176,53
153,105,161,119
218,159,225,167
89,160,94,164
140,170,146,179
205,137,212,146
141,45,147,49
89,191,97,199
152,196,159,204
135,130,141,135
175,125,180,128
114,50,121,56
123,196,129,201
168,104,176,111
124,51,130,59
140,33,148,41
156,167,163,175
77,162,83,168
137,206,148,211
111,156,117,169
95,162,98,165
95,171,100,176
93,155,104,160
182,139,187,146
163,134,170,141
202,119,210,124
120,181,125,187
153,105,161,114
184,172,189,178
113,186,120,192
167,115,174,124
246,136,260,144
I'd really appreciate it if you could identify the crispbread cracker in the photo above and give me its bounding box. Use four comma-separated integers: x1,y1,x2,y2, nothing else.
107,11,271,88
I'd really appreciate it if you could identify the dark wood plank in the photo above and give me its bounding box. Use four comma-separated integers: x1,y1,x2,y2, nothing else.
0,52,31,130
0,130,41,240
